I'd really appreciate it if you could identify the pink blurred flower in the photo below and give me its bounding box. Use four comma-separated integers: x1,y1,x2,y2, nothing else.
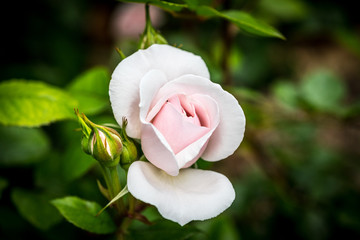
111,3,164,40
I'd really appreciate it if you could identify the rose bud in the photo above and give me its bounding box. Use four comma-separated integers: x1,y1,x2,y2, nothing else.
119,118,138,171
89,126,123,167
75,110,123,167
119,138,137,171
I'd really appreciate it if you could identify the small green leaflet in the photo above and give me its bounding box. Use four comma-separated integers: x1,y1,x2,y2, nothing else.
51,196,116,234
0,80,77,127
97,185,129,216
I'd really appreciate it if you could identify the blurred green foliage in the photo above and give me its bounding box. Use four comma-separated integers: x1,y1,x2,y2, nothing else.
1,0,360,239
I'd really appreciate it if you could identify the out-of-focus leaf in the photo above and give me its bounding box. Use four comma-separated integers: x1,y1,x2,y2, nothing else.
0,126,50,166
183,0,212,9
51,196,116,234
335,29,360,58
119,0,187,12
195,5,220,18
11,189,62,230
193,215,241,240
0,80,77,127
222,10,285,39
59,121,97,182
61,141,96,182
196,6,284,39
225,86,265,102
56,117,117,183
272,80,299,109
341,101,360,118
0,178,8,199
67,67,110,115
300,70,346,113
259,0,309,21
128,220,202,240
34,153,64,192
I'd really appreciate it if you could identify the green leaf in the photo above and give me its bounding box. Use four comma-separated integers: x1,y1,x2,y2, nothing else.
97,185,128,216
196,6,285,39
300,69,346,113
51,196,116,234
196,6,284,39
193,215,240,240
335,29,360,58
259,0,309,21
61,140,96,182
183,0,212,10
128,220,202,240
0,80,78,127
0,126,50,166
34,153,64,192
195,5,220,18
222,10,285,39
119,0,187,12
11,189,62,230
67,67,110,115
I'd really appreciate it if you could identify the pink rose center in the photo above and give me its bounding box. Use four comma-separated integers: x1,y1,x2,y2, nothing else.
151,94,210,154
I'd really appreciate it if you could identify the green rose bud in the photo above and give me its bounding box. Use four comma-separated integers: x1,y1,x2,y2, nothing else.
75,110,123,167
119,118,138,171
120,138,138,171
89,126,123,167
81,135,91,155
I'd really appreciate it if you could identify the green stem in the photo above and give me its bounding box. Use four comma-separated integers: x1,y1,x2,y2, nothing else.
100,164,125,214
145,4,151,29
117,217,133,240
110,166,126,214
129,194,136,215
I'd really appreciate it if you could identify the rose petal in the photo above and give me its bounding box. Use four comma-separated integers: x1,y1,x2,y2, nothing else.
151,95,210,154
109,44,210,139
127,161,236,226
153,74,246,161
139,73,220,175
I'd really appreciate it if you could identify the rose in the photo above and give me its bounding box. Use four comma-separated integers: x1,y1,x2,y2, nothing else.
109,44,245,225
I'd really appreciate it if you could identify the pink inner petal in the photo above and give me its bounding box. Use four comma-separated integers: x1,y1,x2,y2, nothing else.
151,94,210,154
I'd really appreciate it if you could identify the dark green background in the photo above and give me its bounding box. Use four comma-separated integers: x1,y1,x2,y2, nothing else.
1,0,360,239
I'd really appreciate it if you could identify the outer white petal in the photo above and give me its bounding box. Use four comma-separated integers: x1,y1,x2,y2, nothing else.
109,44,210,139
153,74,246,161
127,161,235,226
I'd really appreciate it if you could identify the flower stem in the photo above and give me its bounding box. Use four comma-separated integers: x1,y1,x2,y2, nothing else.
145,4,151,29
129,194,136,215
100,164,125,214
